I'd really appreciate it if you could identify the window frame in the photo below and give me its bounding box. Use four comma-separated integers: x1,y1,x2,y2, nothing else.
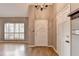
4,22,26,41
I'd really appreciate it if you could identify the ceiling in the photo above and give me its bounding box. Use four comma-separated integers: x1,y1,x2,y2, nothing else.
0,3,29,17
0,3,53,17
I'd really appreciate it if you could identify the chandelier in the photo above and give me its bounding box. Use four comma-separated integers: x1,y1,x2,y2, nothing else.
34,3,48,11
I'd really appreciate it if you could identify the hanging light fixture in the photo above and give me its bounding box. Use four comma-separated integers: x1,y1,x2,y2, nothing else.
35,3,48,11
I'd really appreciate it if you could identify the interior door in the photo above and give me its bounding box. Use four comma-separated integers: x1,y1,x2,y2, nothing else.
35,20,48,46
62,21,70,56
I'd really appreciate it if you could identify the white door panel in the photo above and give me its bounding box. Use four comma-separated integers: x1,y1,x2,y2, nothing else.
62,21,70,56
35,20,48,46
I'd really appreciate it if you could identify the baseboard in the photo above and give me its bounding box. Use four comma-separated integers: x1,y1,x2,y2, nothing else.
48,45,59,56
28,45,35,47
28,45,48,47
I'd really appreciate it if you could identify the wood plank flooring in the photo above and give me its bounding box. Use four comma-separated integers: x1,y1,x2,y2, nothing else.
0,43,58,56
28,46,58,56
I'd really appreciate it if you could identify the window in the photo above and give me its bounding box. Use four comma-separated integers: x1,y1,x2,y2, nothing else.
4,23,24,40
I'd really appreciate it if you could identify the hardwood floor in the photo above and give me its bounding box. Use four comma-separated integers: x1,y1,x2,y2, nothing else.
28,46,58,56
0,43,58,56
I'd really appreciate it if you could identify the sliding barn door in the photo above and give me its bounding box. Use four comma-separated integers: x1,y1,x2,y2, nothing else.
35,20,48,46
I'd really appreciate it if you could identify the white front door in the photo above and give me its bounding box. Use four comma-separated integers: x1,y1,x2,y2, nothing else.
35,20,48,46
62,21,70,56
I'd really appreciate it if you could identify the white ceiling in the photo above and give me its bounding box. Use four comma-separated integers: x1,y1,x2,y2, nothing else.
0,3,29,17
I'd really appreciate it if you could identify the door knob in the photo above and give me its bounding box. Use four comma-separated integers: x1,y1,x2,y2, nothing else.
65,40,70,43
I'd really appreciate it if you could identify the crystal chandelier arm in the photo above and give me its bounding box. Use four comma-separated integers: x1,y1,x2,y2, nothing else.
35,3,48,11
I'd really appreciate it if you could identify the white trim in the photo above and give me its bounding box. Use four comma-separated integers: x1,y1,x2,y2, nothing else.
28,45,35,47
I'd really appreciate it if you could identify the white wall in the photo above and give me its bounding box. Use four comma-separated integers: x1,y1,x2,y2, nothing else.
0,3,29,17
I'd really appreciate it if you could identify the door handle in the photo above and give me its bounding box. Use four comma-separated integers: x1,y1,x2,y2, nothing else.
65,40,70,43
